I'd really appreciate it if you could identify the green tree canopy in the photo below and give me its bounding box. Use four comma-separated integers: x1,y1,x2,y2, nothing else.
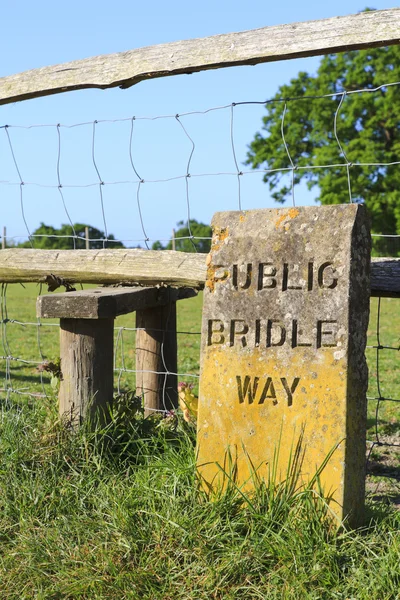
20,223,124,249
152,219,212,253
246,40,400,255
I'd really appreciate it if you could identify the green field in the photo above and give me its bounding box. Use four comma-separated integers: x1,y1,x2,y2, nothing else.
1,284,400,598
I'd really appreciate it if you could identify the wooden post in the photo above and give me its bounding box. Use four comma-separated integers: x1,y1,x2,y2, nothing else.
136,301,178,415
59,318,114,426
2,227,5,250
85,226,89,250
172,228,176,251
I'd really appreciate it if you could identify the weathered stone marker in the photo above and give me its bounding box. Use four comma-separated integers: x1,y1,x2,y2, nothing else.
196,205,371,526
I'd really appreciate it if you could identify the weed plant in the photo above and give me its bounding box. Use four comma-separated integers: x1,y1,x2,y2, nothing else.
0,394,400,599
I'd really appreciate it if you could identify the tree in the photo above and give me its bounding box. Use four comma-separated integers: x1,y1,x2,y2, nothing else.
152,219,212,253
246,38,400,255
20,223,124,249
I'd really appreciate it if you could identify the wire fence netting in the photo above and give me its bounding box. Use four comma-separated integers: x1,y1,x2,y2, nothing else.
1,82,400,498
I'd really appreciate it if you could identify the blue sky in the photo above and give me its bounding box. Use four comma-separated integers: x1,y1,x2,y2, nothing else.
1,0,398,246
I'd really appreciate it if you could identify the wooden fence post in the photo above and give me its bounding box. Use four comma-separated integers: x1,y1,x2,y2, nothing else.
85,226,89,250
136,301,178,415
59,317,114,426
172,228,176,251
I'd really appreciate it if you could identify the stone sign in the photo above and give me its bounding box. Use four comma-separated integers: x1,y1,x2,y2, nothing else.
196,205,370,525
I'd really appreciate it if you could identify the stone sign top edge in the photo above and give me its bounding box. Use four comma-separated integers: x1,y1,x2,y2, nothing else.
211,204,364,226
210,205,369,244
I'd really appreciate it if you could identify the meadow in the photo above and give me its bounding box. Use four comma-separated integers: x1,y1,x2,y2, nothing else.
0,284,400,598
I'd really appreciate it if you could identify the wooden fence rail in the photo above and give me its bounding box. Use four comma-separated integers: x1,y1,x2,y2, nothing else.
1,8,400,105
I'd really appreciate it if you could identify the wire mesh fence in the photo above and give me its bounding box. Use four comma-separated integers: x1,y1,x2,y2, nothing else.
365,296,400,502
2,83,400,249
1,82,400,498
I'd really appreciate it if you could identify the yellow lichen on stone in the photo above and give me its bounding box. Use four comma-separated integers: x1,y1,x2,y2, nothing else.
198,347,348,506
275,207,300,229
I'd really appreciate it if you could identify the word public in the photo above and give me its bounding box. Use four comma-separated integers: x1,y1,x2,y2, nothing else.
214,261,338,292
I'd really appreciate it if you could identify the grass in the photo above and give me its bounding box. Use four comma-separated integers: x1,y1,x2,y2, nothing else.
1,400,400,599
1,283,400,597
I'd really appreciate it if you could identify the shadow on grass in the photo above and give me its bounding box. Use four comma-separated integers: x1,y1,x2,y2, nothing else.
367,459,400,481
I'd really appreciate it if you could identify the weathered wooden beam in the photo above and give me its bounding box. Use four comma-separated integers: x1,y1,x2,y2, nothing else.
37,286,197,319
1,249,399,297
1,8,400,105
0,248,206,289
369,258,400,298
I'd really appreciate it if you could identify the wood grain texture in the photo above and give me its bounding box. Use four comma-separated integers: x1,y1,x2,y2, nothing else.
59,317,114,426
37,286,197,319
369,258,400,298
0,248,207,288
0,249,399,296
1,8,400,105
136,303,178,414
